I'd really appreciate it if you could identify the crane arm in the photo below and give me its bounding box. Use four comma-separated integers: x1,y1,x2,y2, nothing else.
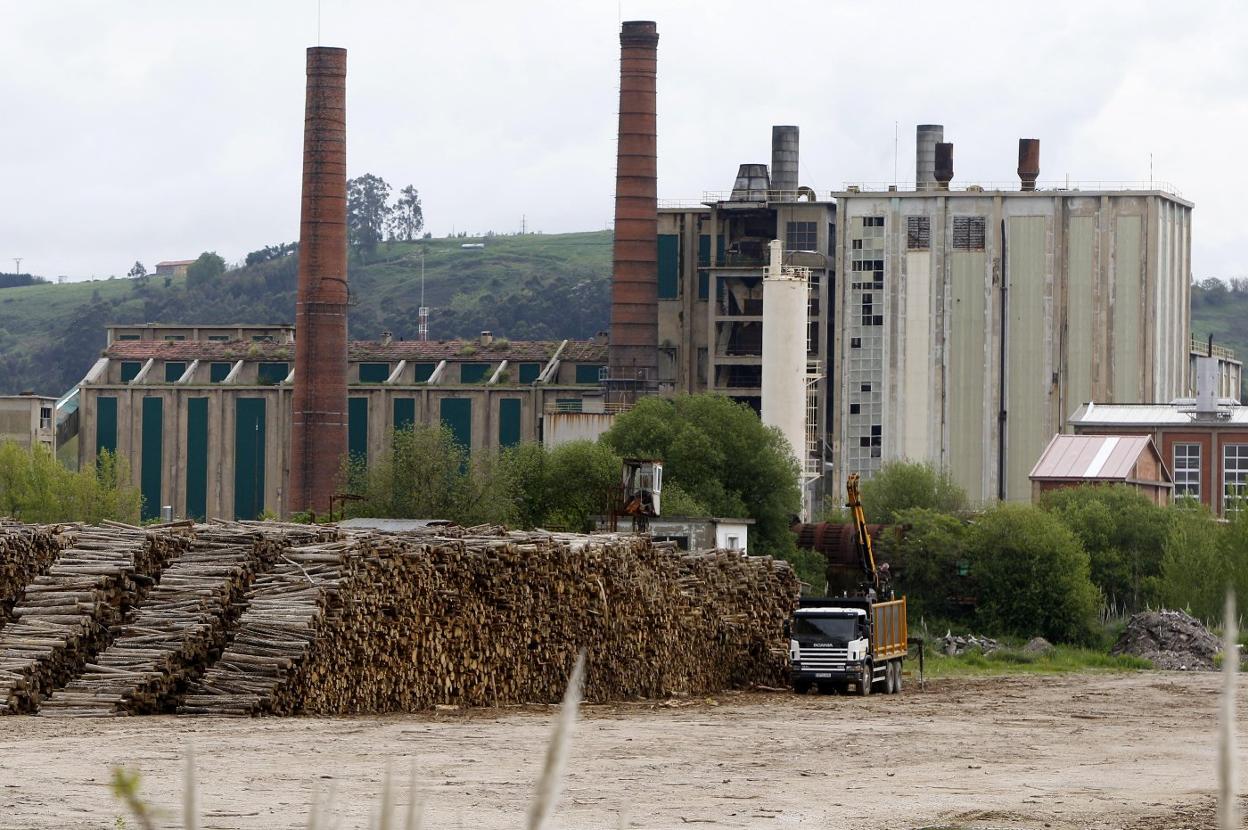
845,473,879,591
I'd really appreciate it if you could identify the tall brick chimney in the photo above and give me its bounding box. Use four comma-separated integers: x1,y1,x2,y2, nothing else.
608,20,659,386
289,46,348,516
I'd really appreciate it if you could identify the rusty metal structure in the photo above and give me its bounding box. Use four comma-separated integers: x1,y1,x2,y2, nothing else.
607,20,660,395
934,142,954,189
1017,138,1040,191
289,46,349,516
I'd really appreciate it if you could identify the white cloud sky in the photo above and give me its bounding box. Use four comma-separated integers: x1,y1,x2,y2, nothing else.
2,0,1244,279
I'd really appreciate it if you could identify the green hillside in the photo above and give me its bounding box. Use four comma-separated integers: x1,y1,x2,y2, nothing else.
1190,279,1248,388
0,231,613,397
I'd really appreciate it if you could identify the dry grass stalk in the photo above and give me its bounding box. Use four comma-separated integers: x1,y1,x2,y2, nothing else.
1219,590,1238,830
526,650,587,830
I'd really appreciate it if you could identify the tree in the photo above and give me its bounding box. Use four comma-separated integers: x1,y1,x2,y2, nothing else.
602,394,800,556
0,442,140,523
859,460,968,523
966,503,1101,644
498,440,622,532
1200,277,1229,305
347,174,393,258
1039,485,1172,612
389,185,424,242
186,252,226,290
126,261,148,284
890,507,971,623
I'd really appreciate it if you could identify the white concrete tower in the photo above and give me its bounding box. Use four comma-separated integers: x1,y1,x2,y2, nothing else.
761,239,813,518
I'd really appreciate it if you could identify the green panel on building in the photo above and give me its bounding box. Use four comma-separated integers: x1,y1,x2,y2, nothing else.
498,398,521,448
140,397,163,521
210,362,232,383
518,362,542,384
657,233,680,299
413,363,436,382
460,362,490,383
234,398,266,520
575,364,604,384
348,397,368,462
120,361,142,383
393,398,416,432
359,362,390,383
257,362,289,385
440,398,472,451
96,396,117,455
697,233,711,300
186,398,208,521
164,362,187,383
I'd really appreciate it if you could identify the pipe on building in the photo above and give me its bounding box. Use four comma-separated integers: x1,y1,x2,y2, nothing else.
770,125,799,199
1017,138,1040,191
915,124,944,190
608,20,660,385
289,46,349,516
934,142,954,190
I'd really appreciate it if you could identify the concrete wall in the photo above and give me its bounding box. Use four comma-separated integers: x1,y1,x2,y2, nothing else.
0,398,54,452
834,189,1192,503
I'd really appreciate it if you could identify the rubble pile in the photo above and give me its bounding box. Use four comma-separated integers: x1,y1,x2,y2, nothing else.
1112,609,1221,671
939,632,1001,656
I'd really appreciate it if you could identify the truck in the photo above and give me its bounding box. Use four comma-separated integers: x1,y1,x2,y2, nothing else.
788,473,908,695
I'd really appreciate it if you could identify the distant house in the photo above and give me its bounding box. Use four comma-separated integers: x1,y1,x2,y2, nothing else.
154,260,196,278
1029,434,1172,506
0,394,57,454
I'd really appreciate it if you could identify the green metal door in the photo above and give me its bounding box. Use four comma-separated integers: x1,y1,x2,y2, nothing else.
186,398,208,521
234,398,266,520
140,397,163,521
348,397,368,463
393,398,416,432
498,398,521,448
439,398,472,451
96,396,117,455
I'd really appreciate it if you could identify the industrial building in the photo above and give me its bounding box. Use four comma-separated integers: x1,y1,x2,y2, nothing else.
1028,433,1172,506
0,394,56,453
1069,356,1248,515
656,125,1194,503
69,326,607,521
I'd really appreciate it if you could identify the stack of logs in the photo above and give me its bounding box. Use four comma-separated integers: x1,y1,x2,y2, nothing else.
40,524,336,716
0,525,191,713
0,523,63,625
184,528,799,715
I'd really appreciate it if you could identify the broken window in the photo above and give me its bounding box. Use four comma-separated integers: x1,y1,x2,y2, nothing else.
907,216,930,250
952,216,986,251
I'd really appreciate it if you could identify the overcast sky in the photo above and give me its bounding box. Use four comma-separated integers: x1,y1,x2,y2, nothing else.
3,0,1245,280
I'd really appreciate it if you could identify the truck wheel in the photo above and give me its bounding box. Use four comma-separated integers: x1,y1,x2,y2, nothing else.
884,661,897,694
793,679,812,695
858,663,872,696
894,663,903,693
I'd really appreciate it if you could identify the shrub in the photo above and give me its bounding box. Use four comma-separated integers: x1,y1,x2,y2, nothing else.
966,503,1101,645
860,460,968,523
890,507,972,622
1156,506,1234,621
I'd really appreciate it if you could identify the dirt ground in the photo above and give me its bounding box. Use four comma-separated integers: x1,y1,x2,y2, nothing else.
0,671,1238,829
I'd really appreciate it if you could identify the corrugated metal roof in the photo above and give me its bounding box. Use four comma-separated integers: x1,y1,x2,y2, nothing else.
1029,434,1159,481
104,338,607,364
1069,402,1248,426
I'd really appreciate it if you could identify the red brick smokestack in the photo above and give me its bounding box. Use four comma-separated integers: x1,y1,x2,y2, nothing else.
609,20,659,384
289,46,348,516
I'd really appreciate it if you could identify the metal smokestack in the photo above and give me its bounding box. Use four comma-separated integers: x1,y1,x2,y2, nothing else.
934,142,954,190
1018,138,1040,191
770,125,799,199
608,20,660,387
915,124,943,190
290,46,348,516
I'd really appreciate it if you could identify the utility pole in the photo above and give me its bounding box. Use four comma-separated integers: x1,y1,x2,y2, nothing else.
13,257,21,277
521,214,526,235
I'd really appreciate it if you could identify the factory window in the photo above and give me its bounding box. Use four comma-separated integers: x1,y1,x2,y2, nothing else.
164,362,187,383
1173,443,1201,500
657,234,679,299
860,383,871,392
517,362,542,384
786,221,818,252
1224,445,1248,513
850,259,884,290
851,337,861,348
852,239,862,250
117,334,141,341
952,216,986,251
861,216,884,228
860,295,882,327
849,403,860,414
163,334,186,341
257,362,289,385
413,363,436,383
210,362,233,383
208,335,230,342
39,406,52,430
120,361,142,383
251,335,275,343
460,362,490,384
907,217,931,250
359,362,390,384
575,364,604,385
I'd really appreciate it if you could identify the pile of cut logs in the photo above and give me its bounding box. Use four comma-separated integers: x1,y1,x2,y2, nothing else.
0,526,191,713
0,523,63,626
42,524,338,716
184,528,798,715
